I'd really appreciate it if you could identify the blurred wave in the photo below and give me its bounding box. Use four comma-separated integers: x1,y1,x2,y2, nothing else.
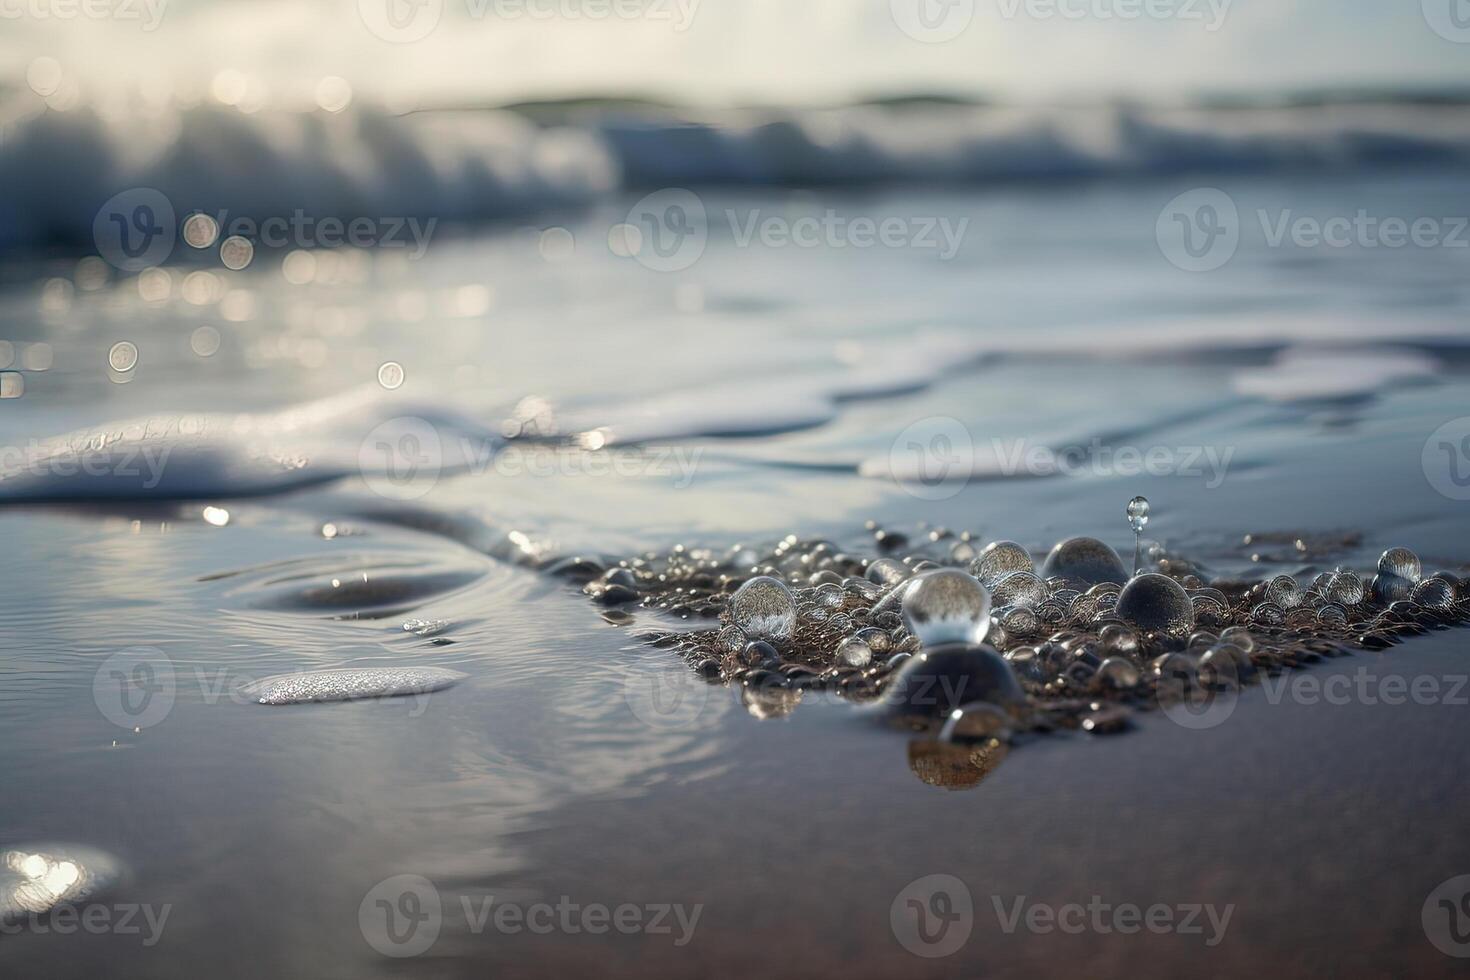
3,96,1470,251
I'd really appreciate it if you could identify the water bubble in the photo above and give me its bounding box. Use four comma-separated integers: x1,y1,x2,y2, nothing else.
1115,573,1195,641
1040,537,1128,590
1096,657,1141,690
1266,574,1303,609
107,341,138,374
865,558,909,588
990,570,1046,609
940,703,1013,743
1191,592,1230,629
837,636,873,668
997,605,1039,637
1127,496,1150,533
377,361,406,390
1412,577,1455,611
882,644,1024,723
219,235,254,271
1316,604,1348,627
1371,573,1413,605
1250,603,1285,628
1378,547,1422,583
901,570,992,648
1099,623,1140,656
968,541,1033,586
730,576,797,643
1219,626,1255,654
1325,568,1365,606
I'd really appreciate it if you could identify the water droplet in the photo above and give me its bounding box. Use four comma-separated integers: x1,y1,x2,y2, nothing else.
1325,568,1365,606
1219,626,1256,654
836,636,873,668
377,361,405,390
990,570,1047,609
865,558,909,588
1266,574,1303,609
1040,537,1128,590
968,541,1033,586
882,644,1024,722
997,605,1039,637
940,702,1013,742
1412,577,1455,611
730,576,797,643
107,341,138,374
1096,657,1141,690
1099,623,1140,656
1377,547,1422,583
1127,495,1150,533
901,570,992,648
1115,573,1195,640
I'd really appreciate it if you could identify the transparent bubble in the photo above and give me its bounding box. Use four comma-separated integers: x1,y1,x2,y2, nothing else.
182,213,220,249
866,558,909,588
1250,603,1285,627
1372,573,1413,605
1219,626,1256,654
1316,603,1348,627
1412,577,1455,611
377,361,405,390
730,576,797,643
1127,495,1150,533
990,570,1046,609
1191,593,1229,629
219,236,254,271
1040,537,1127,589
968,541,1033,585
1116,573,1195,640
1266,574,1303,609
1378,547,1422,584
997,605,1039,637
837,635,873,668
1099,623,1140,656
190,326,221,357
1325,568,1365,606
901,570,993,649
1096,657,1141,689
107,341,138,373
940,703,1013,743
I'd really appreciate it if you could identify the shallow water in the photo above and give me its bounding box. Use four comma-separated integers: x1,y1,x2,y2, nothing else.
3,173,1470,977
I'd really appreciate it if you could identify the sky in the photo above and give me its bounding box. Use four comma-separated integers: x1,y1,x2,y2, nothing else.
3,0,1468,109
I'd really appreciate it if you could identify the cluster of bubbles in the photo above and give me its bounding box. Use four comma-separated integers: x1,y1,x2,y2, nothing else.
574,506,1469,741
